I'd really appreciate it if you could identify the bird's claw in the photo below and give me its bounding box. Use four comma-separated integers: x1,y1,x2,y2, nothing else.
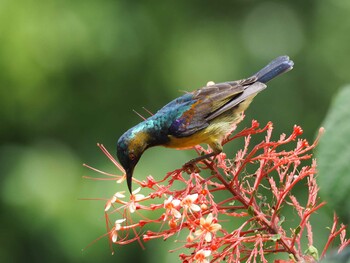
182,161,200,174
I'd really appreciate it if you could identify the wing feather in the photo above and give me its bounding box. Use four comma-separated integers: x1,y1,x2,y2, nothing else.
169,77,262,137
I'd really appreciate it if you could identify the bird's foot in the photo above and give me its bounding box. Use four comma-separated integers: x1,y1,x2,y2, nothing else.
182,151,219,174
182,161,200,174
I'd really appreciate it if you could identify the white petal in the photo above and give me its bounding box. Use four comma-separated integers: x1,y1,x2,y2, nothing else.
134,194,145,201
200,217,206,226
116,175,126,184
115,192,125,198
105,202,112,212
202,249,211,257
164,196,173,205
205,232,212,242
129,202,136,213
111,196,117,203
211,223,222,232
188,193,198,202
190,204,201,212
112,232,118,243
132,187,141,195
172,209,182,219
115,218,126,225
206,213,213,223
172,199,180,207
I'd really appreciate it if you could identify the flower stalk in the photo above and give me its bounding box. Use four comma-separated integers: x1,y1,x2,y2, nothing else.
84,120,349,262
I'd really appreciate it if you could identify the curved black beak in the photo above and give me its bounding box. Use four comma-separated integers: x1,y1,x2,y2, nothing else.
126,168,134,194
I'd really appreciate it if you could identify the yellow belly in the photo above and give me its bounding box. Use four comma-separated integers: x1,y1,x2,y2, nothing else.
166,129,218,149
165,113,243,149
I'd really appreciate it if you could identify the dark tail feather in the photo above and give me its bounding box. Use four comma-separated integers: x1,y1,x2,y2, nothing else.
254,56,294,83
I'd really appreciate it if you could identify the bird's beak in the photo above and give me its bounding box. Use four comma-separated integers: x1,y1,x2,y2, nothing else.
126,168,134,194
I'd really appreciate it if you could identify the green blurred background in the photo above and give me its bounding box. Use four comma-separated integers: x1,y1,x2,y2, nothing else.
1,0,350,262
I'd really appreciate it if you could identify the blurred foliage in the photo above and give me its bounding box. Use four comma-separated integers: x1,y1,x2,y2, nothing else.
317,85,350,225
1,0,350,262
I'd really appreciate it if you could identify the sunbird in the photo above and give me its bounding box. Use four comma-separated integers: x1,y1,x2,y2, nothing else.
117,56,294,193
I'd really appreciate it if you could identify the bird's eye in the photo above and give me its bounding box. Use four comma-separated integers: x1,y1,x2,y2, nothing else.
129,152,136,160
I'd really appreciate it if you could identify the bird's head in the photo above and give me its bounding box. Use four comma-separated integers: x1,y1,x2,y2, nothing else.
116,130,150,193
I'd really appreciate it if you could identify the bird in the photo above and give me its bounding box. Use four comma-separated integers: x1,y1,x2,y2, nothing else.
117,56,294,193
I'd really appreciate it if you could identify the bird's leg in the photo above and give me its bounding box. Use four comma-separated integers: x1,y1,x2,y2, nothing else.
183,142,223,173
186,151,218,165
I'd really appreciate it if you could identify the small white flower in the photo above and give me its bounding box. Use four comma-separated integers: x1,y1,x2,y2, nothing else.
194,249,211,263
181,193,200,212
115,218,126,230
129,187,145,213
164,196,181,219
111,218,126,243
194,213,222,242
105,191,126,211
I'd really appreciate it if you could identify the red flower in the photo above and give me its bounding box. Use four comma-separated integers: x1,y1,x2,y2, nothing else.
85,121,349,262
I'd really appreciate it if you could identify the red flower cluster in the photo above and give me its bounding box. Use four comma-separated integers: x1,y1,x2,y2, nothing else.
84,120,349,262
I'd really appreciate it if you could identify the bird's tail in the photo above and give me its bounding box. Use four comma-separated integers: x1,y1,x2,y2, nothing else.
254,56,294,83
